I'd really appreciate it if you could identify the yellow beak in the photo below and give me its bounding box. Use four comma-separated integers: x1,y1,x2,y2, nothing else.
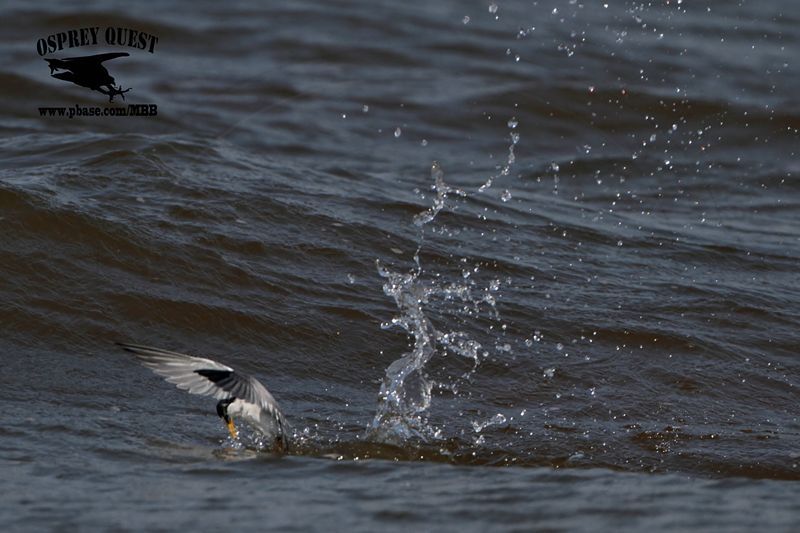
226,418,238,439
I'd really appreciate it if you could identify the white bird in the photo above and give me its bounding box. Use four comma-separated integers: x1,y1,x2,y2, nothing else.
119,343,289,453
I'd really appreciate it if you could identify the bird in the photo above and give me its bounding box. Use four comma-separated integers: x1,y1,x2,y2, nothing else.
118,342,289,453
45,52,131,101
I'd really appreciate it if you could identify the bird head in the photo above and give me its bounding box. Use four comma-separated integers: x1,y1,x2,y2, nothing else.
215,399,237,439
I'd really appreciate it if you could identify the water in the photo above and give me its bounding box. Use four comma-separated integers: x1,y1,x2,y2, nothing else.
2,0,799,530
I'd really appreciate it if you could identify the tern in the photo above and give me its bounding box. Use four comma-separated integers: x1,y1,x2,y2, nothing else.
119,343,289,452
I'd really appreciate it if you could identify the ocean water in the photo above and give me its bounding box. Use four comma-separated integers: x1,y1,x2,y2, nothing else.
1,0,798,531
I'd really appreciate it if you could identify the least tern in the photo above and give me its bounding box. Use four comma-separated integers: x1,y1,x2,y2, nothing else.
119,343,289,452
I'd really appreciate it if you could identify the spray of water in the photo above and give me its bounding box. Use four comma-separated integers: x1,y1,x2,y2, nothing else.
479,116,520,192
368,162,499,445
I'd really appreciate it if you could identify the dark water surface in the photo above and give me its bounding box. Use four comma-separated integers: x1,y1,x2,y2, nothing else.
1,0,799,530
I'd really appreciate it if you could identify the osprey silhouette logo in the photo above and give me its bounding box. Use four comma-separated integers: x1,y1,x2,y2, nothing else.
45,52,131,102
36,27,159,106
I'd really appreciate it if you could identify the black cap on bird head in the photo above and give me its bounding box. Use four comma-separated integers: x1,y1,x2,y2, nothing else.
215,398,237,439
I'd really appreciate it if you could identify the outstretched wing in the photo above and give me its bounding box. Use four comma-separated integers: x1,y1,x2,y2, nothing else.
120,342,246,400
59,52,130,65
118,343,281,412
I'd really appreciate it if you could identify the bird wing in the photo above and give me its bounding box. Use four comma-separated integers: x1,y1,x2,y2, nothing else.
120,342,245,400
59,52,130,65
118,343,283,415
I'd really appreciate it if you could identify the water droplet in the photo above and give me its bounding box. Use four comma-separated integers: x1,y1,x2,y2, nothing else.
488,4,498,14
501,189,512,202
617,240,623,246
543,368,556,378
362,105,369,113
394,127,402,138
462,15,470,24
507,117,518,128
421,139,428,146
556,343,564,351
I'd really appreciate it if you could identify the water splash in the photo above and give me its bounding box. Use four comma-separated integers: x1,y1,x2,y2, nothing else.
412,161,463,226
222,425,284,453
369,162,496,445
472,413,507,433
479,117,520,191
368,257,437,444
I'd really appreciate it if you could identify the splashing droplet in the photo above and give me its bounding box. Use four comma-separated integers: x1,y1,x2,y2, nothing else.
472,413,506,433
413,162,464,227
